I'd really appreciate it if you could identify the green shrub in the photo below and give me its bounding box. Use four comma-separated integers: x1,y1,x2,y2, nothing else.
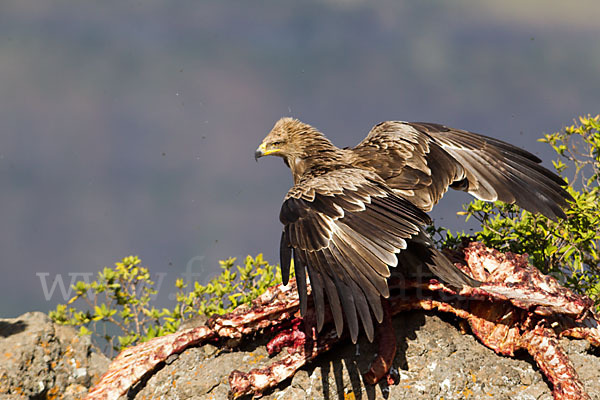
50,256,169,353
49,254,284,354
172,253,285,318
440,115,600,306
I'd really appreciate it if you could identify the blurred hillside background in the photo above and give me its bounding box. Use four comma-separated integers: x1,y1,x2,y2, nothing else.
1,0,599,316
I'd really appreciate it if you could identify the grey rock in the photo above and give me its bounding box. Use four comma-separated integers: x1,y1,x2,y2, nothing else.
124,311,600,399
0,312,110,400
3,311,600,399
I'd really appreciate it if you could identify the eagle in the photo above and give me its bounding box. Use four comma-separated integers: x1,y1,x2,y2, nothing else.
255,117,571,343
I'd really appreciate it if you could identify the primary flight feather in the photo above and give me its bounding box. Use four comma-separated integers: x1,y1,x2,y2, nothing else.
255,117,572,343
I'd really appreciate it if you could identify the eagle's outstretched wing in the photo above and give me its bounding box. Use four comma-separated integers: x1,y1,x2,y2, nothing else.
260,117,572,343
279,168,478,343
352,121,572,219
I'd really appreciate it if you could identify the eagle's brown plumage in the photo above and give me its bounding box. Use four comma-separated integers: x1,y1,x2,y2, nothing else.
255,117,572,343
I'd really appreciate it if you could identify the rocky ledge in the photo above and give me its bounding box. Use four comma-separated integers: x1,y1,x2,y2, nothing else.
0,312,109,399
1,310,599,399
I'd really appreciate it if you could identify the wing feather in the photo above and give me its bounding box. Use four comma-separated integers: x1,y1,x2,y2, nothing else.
280,168,439,340
328,241,383,326
327,224,391,297
316,257,344,337
280,230,292,285
293,249,309,316
317,250,360,342
353,121,572,219
304,256,326,331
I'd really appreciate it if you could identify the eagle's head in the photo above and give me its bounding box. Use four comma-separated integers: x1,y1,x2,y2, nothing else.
255,117,308,161
255,117,335,162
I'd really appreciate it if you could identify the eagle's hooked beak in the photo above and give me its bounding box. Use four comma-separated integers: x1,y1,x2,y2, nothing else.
255,142,280,161
254,144,265,162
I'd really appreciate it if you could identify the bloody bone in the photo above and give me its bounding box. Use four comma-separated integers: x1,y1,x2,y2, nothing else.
85,242,599,400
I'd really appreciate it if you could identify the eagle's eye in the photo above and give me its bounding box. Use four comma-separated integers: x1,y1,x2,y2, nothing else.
272,140,284,147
